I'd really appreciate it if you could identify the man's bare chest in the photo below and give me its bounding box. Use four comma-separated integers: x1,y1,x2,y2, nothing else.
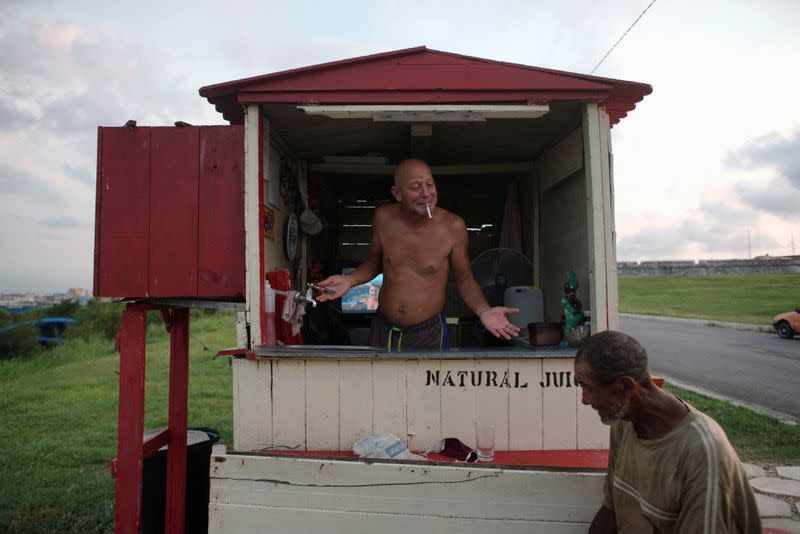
382,230,452,275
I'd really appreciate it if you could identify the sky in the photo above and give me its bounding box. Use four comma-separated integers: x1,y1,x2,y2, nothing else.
1,0,798,293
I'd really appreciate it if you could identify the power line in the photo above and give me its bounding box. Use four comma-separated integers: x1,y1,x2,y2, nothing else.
590,0,658,74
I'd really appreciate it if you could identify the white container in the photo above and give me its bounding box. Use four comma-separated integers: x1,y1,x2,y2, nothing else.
264,281,276,347
504,286,544,330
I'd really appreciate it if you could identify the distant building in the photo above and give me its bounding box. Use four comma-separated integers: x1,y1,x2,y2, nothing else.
0,288,91,310
618,256,800,276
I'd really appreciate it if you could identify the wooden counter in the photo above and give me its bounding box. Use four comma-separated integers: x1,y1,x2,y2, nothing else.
232,344,608,454
251,344,577,359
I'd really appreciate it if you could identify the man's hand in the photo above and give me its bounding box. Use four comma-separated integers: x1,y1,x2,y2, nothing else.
315,275,354,302
478,307,521,340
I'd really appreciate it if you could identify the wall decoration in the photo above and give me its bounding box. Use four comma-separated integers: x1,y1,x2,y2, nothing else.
263,206,275,240
284,212,299,261
279,157,298,212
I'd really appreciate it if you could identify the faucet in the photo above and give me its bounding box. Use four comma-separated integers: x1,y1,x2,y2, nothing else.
274,283,331,309
294,284,318,308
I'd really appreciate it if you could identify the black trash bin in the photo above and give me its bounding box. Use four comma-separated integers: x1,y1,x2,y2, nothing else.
141,427,220,534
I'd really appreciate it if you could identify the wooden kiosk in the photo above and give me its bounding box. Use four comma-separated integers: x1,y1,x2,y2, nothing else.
95,47,651,533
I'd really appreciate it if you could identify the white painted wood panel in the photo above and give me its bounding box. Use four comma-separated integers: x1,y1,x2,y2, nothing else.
208,451,604,533
235,311,247,348
598,106,619,330
405,359,441,450
508,358,543,450
232,356,603,453
539,127,583,191
210,504,593,534
475,359,510,451
541,358,578,449
371,360,407,440
577,400,610,449
271,359,306,450
263,143,292,273
266,143,280,207
338,360,373,450
231,358,272,451
243,105,262,346
440,360,476,445
305,360,339,449
582,103,608,333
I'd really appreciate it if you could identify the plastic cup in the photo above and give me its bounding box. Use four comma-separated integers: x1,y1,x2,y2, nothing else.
476,421,495,462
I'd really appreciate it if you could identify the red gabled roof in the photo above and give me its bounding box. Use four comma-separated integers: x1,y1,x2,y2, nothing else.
199,46,651,126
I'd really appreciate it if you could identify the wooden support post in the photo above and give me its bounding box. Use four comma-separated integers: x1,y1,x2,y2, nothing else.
582,103,615,332
164,308,189,533
244,104,263,347
114,306,147,534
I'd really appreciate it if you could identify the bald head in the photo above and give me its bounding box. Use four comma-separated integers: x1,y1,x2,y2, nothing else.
394,159,432,187
390,158,437,217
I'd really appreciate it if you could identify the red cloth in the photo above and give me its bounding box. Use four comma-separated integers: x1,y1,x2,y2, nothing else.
267,269,303,345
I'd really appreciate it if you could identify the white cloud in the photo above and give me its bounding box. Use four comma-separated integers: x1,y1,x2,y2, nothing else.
617,199,781,261
2,0,800,292
0,18,220,292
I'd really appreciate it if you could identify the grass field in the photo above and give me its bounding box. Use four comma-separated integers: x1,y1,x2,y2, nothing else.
619,273,800,325
0,311,236,533
666,385,800,464
2,282,799,532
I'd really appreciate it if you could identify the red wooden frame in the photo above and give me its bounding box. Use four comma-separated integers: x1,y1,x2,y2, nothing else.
199,46,651,126
112,303,190,534
94,125,246,300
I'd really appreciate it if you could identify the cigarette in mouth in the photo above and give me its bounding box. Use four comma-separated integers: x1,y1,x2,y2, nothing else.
426,203,432,219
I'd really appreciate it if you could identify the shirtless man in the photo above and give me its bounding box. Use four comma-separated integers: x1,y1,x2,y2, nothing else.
317,159,520,350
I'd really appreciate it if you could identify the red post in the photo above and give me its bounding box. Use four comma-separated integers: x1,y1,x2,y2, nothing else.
114,306,147,534
164,308,189,533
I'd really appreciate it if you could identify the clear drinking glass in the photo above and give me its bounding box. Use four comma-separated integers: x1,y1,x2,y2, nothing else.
476,421,496,462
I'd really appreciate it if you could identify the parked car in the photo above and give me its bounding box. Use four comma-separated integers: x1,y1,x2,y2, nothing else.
772,307,800,339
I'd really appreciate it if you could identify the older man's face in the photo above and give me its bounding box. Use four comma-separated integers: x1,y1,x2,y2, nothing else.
392,162,437,218
574,362,629,425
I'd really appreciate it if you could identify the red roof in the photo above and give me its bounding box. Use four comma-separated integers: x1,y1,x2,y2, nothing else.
199,46,651,126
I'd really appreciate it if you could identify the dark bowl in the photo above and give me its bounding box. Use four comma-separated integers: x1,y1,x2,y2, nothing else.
527,322,562,347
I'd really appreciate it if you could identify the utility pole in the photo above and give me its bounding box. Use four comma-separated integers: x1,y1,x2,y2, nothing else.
792,233,796,256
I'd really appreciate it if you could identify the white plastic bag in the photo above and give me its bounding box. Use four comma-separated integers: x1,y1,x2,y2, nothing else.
353,433,425,460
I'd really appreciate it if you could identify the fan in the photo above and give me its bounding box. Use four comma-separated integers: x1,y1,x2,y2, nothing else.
470,248,534,307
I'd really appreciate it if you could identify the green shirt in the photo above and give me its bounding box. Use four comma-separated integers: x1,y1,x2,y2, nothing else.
603,404,761,533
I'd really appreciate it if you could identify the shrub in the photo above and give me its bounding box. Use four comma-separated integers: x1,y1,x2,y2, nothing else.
47,299,81,317
0,308,13,328
66,301,169,341
66,301,125,341
0,323,40,360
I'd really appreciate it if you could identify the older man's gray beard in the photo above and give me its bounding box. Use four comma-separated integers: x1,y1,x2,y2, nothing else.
600,405,629,425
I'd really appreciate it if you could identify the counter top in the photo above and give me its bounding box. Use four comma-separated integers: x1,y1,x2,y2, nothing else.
250,343,576,360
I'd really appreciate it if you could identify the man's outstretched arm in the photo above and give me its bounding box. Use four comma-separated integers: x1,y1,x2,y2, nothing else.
317,210,383,301
448,217,520,340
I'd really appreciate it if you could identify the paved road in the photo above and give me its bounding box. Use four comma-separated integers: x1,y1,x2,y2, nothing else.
620,316,800,421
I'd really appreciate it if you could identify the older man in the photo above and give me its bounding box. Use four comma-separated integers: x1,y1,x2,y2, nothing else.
317,158,519,350
574,331,761,533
